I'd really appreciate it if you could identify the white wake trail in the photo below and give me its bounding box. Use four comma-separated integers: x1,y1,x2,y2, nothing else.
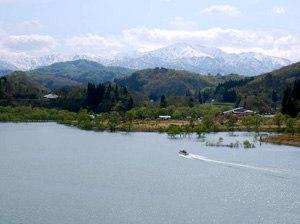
180,153,279,173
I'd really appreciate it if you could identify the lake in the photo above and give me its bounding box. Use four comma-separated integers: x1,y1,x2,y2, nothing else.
1,123,300,224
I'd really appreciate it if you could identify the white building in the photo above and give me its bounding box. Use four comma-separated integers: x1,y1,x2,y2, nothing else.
223,107,255,115
159,115,171,120
43,93,59,99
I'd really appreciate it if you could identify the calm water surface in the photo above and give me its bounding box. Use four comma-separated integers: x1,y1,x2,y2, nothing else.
1,123,300,224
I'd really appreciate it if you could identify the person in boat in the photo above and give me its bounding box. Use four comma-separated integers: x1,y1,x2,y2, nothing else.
179,150,188,155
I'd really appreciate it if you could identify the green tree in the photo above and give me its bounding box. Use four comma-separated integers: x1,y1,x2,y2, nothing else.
202,116,215,132
242,116,252,132
226,116,237,132
285,118,296,134
120,122,133,132
108,111,120,131
160,95,167,108
195,125,205,138
167,127,181,138
273,113,285,131
198,91,203,104
188,97,194,108
252,116,263,133
125,110,137,122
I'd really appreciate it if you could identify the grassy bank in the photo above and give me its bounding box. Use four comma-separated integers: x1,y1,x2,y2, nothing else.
261,134,300,147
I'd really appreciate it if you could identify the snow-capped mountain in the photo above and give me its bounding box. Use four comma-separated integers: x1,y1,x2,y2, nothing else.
0,60,18,70
0,43,292,76
13,54,70,71
97,43,291,76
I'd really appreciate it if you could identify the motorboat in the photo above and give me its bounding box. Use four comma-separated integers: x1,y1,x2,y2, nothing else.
179,150,189,156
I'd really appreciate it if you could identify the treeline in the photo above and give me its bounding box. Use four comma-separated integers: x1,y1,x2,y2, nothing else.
214,77,254,103
282,80,300,117
0,106,76,122
87,83,133,113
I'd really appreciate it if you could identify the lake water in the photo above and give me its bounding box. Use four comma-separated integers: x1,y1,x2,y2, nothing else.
1,123,300,224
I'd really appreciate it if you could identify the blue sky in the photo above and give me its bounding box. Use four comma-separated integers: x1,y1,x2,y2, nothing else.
0,0,300,61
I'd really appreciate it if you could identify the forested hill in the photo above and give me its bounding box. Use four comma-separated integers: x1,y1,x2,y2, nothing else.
0,72,49,100
236,61,300,96
26,59,135,89
216,61,300,113
114,67,244,98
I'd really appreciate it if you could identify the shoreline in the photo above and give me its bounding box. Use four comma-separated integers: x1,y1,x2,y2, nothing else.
1,120,299,148
261,134,300,147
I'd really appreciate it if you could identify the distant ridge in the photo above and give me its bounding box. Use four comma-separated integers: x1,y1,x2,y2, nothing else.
26,59,134,89
100,43,291,76
0,43,291,76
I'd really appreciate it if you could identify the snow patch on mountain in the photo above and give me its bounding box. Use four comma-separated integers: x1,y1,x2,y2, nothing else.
0,60,18,70
0,43,292,76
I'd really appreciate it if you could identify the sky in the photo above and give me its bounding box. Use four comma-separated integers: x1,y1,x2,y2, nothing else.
0,0,300,61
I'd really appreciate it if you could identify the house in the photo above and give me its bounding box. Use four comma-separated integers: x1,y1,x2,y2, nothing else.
223,107,255,116
204,98,215,104
159,115,171,120
43,93,59,99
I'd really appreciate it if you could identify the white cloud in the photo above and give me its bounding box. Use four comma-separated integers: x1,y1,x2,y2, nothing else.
272,6,285,14
120,26,300,61
203,5,241,16
2,34,57,52
0,49,29,61
66,34,122,50
19,20,41,29
3,34,57,51
169,17,198,31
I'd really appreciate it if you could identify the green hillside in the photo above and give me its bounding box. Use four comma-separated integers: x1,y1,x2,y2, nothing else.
230,62,300,113
115,68,214,97
236,62,300,96
0,71,49,100
27,59,134,89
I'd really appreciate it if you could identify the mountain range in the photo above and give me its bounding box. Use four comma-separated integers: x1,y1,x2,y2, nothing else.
0,43,291,76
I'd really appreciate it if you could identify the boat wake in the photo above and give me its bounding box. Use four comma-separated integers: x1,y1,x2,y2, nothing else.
179,153,280,173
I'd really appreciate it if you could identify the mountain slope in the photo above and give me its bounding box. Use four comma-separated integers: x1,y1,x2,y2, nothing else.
0,71,49,100
0,60,18,70
114,67,215,97
225,62,300,113
236,61,300,96
26,59,134,89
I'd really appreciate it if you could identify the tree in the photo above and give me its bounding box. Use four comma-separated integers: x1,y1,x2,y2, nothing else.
125,110,136,122
195,125,205,137
272,90,278,103
273,113,285,131
285,118,296,134
272,90,278,110
223,90,237,103
188,97,194,108
127,97,134,110
202,116,215,132
252,116,263,133
160,95,167,108
226,116,237,132
198,91,203,104
282,82,300,118
242,116,252,132
108,111,120,131
167,127,181,138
